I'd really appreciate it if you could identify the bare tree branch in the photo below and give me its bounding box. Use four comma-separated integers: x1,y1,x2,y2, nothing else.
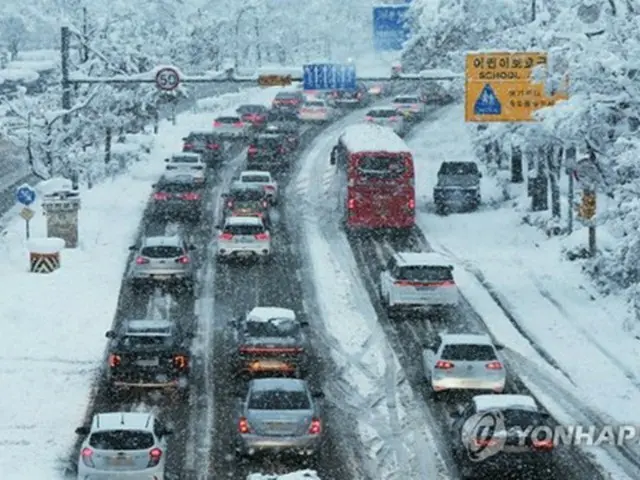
48,86,101,125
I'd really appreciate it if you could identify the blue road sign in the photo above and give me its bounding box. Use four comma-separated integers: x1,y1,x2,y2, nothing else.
373,5,411,52
474,84,502,115
303,64,357,91
16,184,36,206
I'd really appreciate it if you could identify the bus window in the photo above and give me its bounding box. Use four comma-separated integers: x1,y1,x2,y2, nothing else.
357,155,406,179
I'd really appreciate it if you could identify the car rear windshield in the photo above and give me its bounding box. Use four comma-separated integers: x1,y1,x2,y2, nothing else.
238,105,266,114
439,162,479,175
185,133,211,142
275,92,300,100
89,430,154,450
245,318,300,338
121,335,173,348
368,109,397,118
501,410,546,430
441,344,497,361
394,96,419,103
224,224,264,235
140,246,184,258
217,116,240,123
248,390,310,410
171,156,199,164
398,266,453,282
242,175,270,183
357,155,406,179
231,189,265,201
255,137,282,147
156,183,195,193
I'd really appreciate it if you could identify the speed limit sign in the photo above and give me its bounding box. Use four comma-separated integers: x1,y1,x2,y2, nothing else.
155,67,180,91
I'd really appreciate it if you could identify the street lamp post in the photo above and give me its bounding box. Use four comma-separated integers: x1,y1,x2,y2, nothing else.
235,7,257,70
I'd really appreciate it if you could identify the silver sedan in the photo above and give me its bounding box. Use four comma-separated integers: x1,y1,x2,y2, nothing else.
235,378,324,456
365,107,407,136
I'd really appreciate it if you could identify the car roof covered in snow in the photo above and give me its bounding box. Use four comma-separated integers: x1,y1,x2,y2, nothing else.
394,252,453,268
339,123,410,154
141,235,183,247
473,394,538,412
439,333,494,346
247,307,296,323
249,377,308,393
91,412,154,432
240,170,271,178
123,319,173,335
224,215,264,227
170,153,201,161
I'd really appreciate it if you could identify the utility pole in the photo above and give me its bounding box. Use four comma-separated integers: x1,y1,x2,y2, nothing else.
81,7,89,63
511,145,524,183
531,0,536,21
565,144,577,233
60,26,72,124
254,17,262,66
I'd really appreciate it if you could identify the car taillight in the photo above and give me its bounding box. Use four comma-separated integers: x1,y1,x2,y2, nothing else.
238,417,251,434
108,354,121,367
233,121,244,127
81,447,94,467
135,256,149,265
248,146,257,154
262,200,268,208
408,198,415,209
183,143,193,150
181,192,200,200
389,116,398,121
308,418,322,435
365,116,373,121
213,120,222,127
219,233,233,240
174,354,188,369
532,439,554,449
153,192,169,200
264,185,275,191
207,143,220,150
226,200,233,208
175,255,190,264
486,361,503,370
148,448,162,467
435,360,454,369
255,232,269,240
348,198,355,209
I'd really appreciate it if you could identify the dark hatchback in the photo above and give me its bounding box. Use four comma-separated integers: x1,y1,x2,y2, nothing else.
182,131,225,167
105,319,193,397
223,184,271,224
150,174,204,222
247,133,290,172
237,104,269,129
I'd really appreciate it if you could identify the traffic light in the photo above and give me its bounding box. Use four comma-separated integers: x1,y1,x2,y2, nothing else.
579,190,596,220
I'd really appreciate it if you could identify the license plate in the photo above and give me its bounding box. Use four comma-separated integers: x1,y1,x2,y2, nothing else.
153,275,170,280
110,455,133,466
136,358,159,367
250,360,286,370
234,237,253,243
416,286,433,291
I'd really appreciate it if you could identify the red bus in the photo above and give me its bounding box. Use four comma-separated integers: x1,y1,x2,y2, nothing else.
329,123,415,230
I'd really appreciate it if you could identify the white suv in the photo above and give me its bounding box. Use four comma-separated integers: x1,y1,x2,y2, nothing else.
379,252,458,316
216,215,271,262
75,412,172,480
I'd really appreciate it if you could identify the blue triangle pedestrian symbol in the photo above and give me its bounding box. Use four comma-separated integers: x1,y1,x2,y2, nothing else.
474,84,501,115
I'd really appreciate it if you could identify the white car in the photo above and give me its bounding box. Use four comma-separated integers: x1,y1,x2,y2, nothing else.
216,215,271,262
238,170,279,204
423,333,506,398
75,412,172,480
365,106,407,136
298,98,335,122
213,113,249,138
379,252,459,316
392,95,427,121
164,153,206,184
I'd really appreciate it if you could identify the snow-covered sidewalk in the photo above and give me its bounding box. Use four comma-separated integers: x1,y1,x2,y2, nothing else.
0,86,282,479
408,103,640,426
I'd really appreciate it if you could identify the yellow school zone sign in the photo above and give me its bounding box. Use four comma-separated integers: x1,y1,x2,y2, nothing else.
465,52,568,122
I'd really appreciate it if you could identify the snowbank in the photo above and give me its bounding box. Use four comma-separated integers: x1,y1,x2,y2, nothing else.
247,471,320,480
0,68,39,83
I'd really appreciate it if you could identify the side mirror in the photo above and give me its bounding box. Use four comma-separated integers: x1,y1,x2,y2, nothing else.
181,137,187,142
494,342,505,351
540,411,551,419
75,426,90,435
189,244,196,250
151,183,156,188
164,158,170,162
299,320,310,328
105,330,116,339
312,390,325,399
215,224,222,230
128,245,137,251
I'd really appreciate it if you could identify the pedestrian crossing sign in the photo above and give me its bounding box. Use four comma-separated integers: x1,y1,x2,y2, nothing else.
474,84,501,115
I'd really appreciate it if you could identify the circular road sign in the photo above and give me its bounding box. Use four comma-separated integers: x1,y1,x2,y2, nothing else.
155,67,180,91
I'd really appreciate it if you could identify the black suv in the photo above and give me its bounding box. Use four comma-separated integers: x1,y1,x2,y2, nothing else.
105,319,193,398
433,161,482,214
182,131,224,167
150,174,204,222
247,133,290,172
264,110,300,150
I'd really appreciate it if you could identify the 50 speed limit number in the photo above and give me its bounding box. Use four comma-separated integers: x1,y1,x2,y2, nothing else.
155,67,180,91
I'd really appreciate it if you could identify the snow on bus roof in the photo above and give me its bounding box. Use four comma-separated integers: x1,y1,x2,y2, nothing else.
339,123,410,154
